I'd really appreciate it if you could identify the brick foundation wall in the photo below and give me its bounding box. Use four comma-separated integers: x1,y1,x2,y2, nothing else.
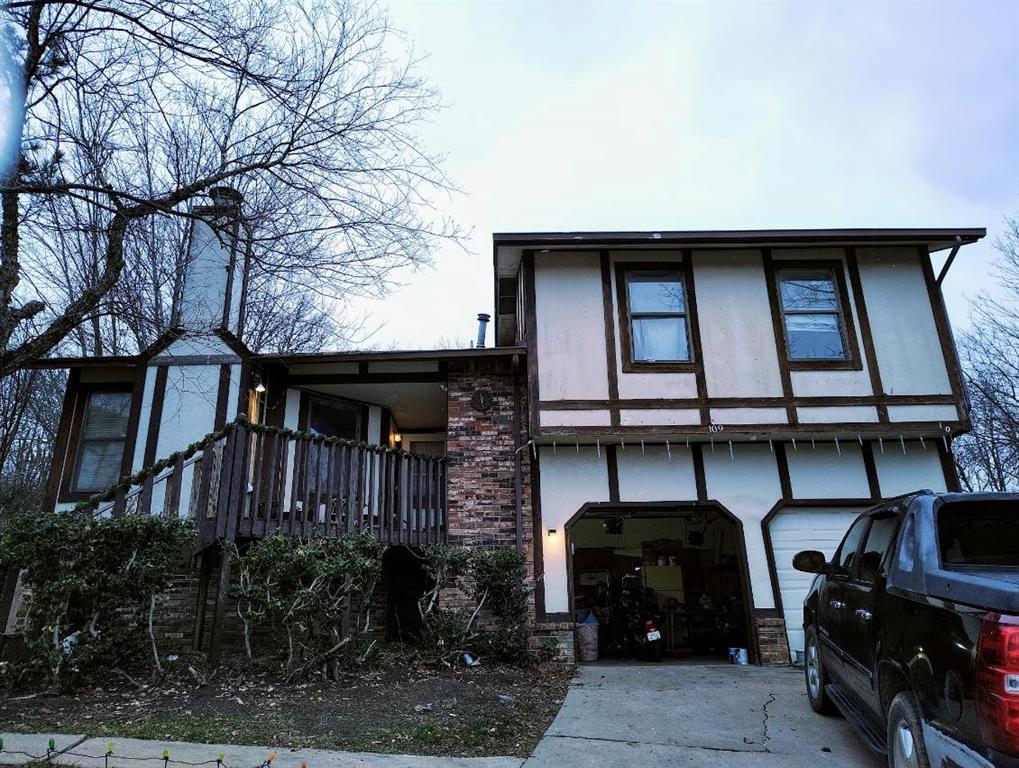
532,621,575,663
147,553,389,657
754,614,791,665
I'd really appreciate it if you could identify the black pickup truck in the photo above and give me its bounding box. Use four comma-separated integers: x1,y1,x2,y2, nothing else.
794,491,1019,768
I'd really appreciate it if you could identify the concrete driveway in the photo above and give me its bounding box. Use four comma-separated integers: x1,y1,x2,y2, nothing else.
524,664,883,768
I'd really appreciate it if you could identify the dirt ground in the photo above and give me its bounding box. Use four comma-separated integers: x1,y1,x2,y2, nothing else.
0,655,574,758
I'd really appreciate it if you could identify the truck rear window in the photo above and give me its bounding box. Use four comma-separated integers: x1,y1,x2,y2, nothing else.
938,501,1019,567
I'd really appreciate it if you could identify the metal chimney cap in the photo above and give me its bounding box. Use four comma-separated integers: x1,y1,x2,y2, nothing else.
475,313,490,349
209,186,243,207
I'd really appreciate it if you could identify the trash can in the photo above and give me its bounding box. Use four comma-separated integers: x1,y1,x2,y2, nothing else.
575,622,599,662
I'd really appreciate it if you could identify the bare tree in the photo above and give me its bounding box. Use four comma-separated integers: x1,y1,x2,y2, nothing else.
1,0,459,376
0,366,62,515
954,216,1019,491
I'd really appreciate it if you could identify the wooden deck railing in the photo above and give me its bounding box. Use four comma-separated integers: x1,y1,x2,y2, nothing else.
78,417,447,549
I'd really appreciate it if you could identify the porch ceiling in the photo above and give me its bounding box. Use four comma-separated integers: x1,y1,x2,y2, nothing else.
302,381,447,431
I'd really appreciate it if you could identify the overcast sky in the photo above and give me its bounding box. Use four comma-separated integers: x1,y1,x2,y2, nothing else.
347,0,1019,350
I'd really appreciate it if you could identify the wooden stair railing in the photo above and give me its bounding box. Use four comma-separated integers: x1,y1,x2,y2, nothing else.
235,421,447,546
74,416,448,548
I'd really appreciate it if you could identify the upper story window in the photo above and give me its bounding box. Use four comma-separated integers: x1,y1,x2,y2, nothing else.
776,266,852,363
71,389,132,493
620,267,692,366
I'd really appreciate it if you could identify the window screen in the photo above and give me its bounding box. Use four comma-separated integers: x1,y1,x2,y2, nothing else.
72,391,132,492
777,268,848,361
625,270,690,363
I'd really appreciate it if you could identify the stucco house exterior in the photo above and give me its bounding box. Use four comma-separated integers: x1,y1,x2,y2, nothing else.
10,191,985,665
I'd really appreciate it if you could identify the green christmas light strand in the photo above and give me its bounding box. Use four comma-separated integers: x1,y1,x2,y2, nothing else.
75,413,445,513
0,738,283,768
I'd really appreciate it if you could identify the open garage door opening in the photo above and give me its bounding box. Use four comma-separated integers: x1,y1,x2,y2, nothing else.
567,505,754,664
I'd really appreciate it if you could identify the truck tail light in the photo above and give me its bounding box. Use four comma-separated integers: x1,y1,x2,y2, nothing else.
977,612,1019,756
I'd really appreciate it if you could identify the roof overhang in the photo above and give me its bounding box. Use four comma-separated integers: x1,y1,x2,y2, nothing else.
25,354,141,369
254,345,525,366
492,227,986,344
28,345,525,370
493,226,984,249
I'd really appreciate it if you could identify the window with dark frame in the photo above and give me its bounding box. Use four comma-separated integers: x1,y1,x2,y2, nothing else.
307,395,361,440
777,267,850,361
623,269,691,363
304,395,364,495
71,390,132,493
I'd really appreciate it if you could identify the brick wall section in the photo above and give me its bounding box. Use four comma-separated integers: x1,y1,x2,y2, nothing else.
444,358,535,618
532,620,575,663
755,615,791,665
149,556,388,656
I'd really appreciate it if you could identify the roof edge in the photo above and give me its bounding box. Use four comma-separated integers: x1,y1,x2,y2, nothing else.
254,345,527,366
493,227,986,250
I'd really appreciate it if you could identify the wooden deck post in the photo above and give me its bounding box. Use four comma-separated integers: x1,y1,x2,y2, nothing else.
208,425,248,666
191,551,213,651
0,567,21,632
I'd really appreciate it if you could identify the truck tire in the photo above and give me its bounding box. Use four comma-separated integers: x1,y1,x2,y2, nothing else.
804,625,837,715
886,691,930,768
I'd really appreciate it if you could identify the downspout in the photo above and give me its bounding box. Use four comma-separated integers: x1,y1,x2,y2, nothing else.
512,353,523,551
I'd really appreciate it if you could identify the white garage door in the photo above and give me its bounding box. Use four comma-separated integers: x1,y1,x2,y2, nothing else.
768,506,866,661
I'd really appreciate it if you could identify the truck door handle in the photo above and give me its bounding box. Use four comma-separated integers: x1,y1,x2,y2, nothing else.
855,609,872,621
829,600,845,610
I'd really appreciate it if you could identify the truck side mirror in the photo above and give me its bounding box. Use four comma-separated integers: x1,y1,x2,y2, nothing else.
793,550,827,573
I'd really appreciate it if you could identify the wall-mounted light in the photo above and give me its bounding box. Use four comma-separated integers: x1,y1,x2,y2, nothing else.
547,528,557,537
393,433,402,443
252,372,266,393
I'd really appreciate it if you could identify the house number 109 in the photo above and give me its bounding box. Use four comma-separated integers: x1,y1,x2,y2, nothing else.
708,424,725,433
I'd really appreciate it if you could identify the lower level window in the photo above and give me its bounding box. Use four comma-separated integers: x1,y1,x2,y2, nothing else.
72,390,132,492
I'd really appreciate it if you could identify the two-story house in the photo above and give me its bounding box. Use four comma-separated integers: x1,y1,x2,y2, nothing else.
493,227,981,663
9,196,984,665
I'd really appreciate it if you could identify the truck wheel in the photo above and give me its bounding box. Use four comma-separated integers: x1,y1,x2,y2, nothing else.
887,692,930,768
804,626,837,715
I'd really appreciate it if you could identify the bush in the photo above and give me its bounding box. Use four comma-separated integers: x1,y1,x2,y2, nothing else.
416,545,550,666
0,510,194,690
230,531,385,679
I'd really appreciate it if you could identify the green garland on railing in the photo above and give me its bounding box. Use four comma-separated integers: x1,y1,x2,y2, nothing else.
236,413,447,462
74,419,243,511
74,413,445,512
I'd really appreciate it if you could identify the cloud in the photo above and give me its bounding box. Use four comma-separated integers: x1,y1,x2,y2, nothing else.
347,0,1019,349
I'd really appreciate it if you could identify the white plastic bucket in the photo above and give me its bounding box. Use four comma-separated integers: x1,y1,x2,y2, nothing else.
729,647,749,665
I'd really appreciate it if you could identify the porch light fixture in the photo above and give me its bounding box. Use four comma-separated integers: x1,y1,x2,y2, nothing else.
251,372,266,393
393,433,402,443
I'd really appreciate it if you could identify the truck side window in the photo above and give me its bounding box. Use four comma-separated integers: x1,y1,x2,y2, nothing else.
857,513,899,584
833,517,869,578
